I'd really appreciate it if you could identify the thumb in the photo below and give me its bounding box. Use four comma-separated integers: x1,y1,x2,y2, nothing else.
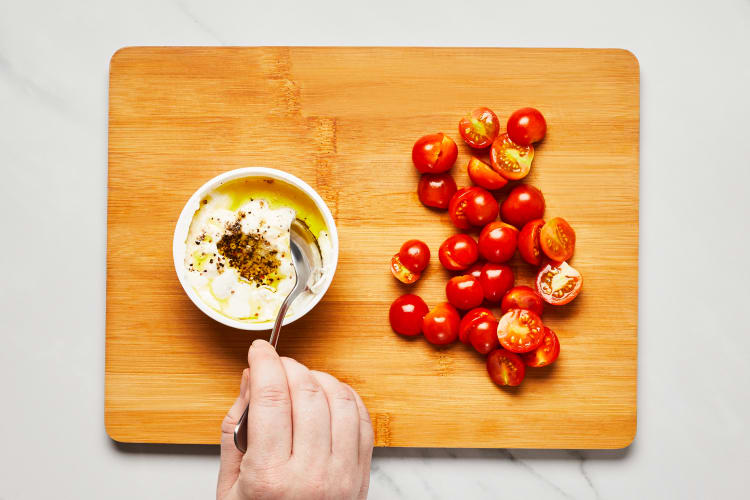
217,368,249,500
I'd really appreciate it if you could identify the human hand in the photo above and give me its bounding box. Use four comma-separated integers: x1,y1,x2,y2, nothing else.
218,339,374,500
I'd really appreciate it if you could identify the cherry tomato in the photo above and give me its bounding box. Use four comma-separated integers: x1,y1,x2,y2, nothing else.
507,107,547,146
467,157,508,191
487,349,526,386
418,173,457,210
390,254,419,284
501,286,544,317
445,275,484,310
490,133,534,181
412,133,458,174
518,219,545,266
449,187,498,229
478,222,518,263
521,326,560,367
540,217,576,262
468,313,500,354
536,260,582,305
398,240,430,274
496,308,545,353
466,261,485,280
422,302,460,345
389,294,429,336
438,234,479,271
459,307,493,343
479,263,514,302
458,107,500,149
500,185,545,228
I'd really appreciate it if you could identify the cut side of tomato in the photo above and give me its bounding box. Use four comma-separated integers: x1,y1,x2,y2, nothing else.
540,217,576,262
521,326,560,367
496,308,545,353
467,157,508,191
458,107,500,149
390,254,420,284
535,260,582,305
487,349,526,386
490,133,534,181
518,219,545,266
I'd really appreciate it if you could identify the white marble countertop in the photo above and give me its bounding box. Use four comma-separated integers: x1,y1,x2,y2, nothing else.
1,0,749,498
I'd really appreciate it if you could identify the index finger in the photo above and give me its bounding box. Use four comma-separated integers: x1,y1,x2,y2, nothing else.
245,339,292,466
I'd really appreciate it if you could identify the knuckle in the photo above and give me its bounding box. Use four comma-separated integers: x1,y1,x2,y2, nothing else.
295,380,323,398
332,386,356,405
253,384,290,408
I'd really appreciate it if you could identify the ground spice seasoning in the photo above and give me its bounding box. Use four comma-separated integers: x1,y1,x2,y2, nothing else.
216,221,280,286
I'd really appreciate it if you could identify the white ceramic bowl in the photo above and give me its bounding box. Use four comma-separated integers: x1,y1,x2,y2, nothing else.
173,167,339,330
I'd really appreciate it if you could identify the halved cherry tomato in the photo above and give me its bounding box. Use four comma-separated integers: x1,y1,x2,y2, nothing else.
412,133,458,174
467,157,508,191
438,234,479,271
422,302,460,345
496,308,545,353
507,107,547,146
521,326,560,367
536,260,582,305
449,187,498,229
501,286,544,317
487,349,526,386
518,219,545,266
458,107,500,149
540,217,576,262
478,222,518,263
490,133,534,181
399,240,430,274
479,263,514,302
390,254,419,284
459,307,493,343
500,185,545,229
466,261,485,280
418,173,457,210
469,313,500,354
446,275,484,310
389,294,429,336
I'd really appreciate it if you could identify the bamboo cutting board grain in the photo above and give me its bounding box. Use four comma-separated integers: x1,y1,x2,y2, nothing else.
106,47,639,448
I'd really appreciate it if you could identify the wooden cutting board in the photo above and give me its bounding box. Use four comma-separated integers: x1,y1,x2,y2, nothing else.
106,47,638,448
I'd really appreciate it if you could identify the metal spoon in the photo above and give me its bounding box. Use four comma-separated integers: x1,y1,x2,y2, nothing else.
234,219,322,453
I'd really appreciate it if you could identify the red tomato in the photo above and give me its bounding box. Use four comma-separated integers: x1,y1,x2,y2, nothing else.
422,302,460,345
458,107,500,149
418,173,457,210
479,263,514,302
521,326,560,367
459,307,493,343
438,234,479,271
468,314,500,354
496,308,545,353
487,349,526,386
536,260,582,305
500,185,545,228
466,261,485,280
518,219,545,266
390,254,419,284
389,294,429,336
501,286,544,317
507,107,547,146
412,133,458,174
490,133,534,181
445,275,484,310
467,157,508,191
398,240,430,274
449,187,498,229
540,217,576,262
478,222,518,263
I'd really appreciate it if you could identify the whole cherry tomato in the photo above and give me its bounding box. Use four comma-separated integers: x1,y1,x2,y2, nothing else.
467,157,508,191
507,107,547,146
540,217,576,262
458,107,500,149
389,294,429,336
438,234,479,271
487,349,526,386
459,307,494,344
496,308,545,353
518,219,545,266
449,187,498,229
536,260,582,305
478,222,518,263
422,302,460,345
466,261,485,280
521,326,560,367
490,133,534,181
445,275,484,310
479,263,514,302
398,240,430,274
390,254,420,284
418,173,457,210
468,313,500,355
412,133,458,174
500,185,545,229
501,286,544,317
